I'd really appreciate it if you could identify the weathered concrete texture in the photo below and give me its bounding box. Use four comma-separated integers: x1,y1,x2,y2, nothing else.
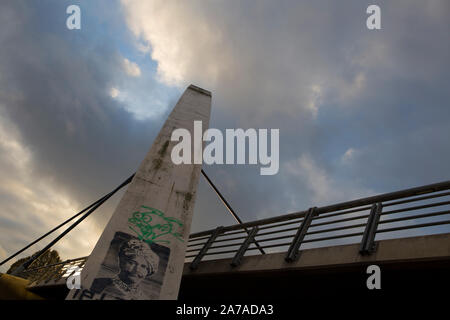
183,233,450,275
67,85,211,300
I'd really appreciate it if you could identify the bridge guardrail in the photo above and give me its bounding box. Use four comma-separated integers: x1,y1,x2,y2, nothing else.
17,180,450,284
186,180,450,267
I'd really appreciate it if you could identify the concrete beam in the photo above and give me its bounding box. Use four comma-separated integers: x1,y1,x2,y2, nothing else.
183,233,450,275
67,85,211,300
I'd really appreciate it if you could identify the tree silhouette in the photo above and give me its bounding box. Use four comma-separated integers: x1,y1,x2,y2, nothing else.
6,249,62,279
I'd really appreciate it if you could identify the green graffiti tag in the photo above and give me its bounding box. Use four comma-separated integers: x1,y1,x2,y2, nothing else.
128,206,184,245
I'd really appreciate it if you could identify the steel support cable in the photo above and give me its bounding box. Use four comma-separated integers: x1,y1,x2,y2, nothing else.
5,173,135,272
201,169,265,254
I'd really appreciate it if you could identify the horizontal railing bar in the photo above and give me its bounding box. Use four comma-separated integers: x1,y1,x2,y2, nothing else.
208,243,244,250
191,244,293,257
189,180,450,239
186,248,201,253
312,206,372,221
188,235,211,242
383,191,450,207
247,246,266,251
187,242,245,252
310,214,370,228
254,234,296,243
203,250,238,256
239,246,290,253
302,232,364,243
188,230,249,243
379,209,450,225
314,180,450,215
255,231,365,248
187,241,208,248
382,200,450,216
250,242,291,250
306,222,367,235
377,219,450,233
216,229,247,237
256,227,299,237
189,210,309,238
212,235,248,243
258,219,303,231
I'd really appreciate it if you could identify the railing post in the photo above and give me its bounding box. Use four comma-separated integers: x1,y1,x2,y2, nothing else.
285,207,317,262
231,227,259,267
359,202,382,255
189,226,223,270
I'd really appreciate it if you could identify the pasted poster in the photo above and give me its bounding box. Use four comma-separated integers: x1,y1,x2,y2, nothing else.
89,231,170,300
71,206,184,300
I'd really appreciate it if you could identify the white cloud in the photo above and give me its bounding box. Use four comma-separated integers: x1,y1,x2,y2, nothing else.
122,58,141,77
110,87,120,98
119,0,378,123
121,0,231,86
306,85,323,118
341,148,357,164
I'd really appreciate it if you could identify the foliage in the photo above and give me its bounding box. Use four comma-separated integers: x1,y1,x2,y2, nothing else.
6,249,62,279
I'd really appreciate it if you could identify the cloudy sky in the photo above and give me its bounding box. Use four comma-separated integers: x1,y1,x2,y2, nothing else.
0,0,449,272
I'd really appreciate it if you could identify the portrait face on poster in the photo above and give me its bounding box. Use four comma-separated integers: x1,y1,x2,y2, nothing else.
89,231,170,300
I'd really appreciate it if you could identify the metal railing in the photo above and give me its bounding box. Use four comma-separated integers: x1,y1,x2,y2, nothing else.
186,180,450,268
21,180,450,285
